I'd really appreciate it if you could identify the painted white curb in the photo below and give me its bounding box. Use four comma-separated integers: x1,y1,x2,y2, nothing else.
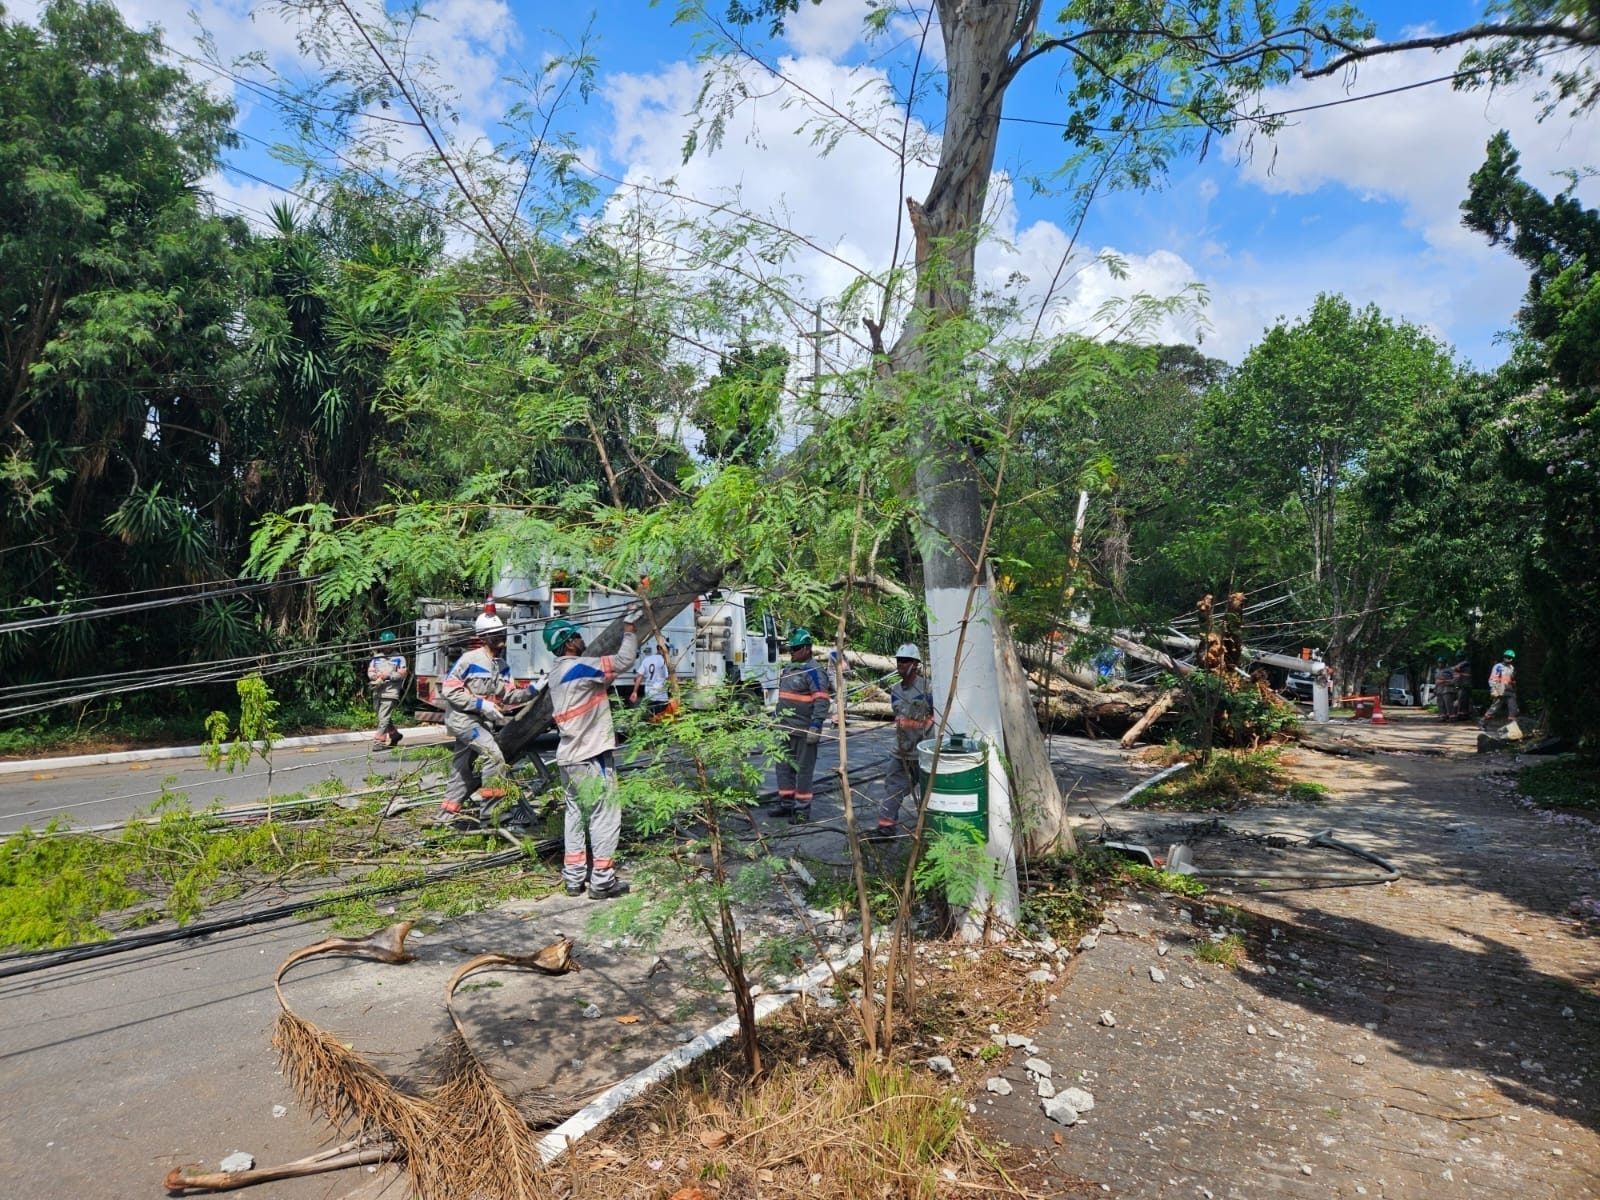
0,725,445,778
536,939,871,1163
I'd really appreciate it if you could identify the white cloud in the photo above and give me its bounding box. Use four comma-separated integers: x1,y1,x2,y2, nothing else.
783,0,873,58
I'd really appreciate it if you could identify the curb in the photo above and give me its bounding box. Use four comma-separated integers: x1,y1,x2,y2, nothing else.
0,725,445,778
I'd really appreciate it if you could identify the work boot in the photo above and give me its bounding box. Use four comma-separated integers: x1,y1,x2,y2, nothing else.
564,882,587,897
788,807,810,826
388,729,404,747
588,879,631,901
370,739,389,752
767,797,795,816
865,824,897,841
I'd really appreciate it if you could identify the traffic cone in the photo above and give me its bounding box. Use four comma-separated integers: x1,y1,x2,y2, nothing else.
1370,694,1387,724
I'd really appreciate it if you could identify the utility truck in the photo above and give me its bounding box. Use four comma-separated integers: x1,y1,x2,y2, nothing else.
412,565,780,718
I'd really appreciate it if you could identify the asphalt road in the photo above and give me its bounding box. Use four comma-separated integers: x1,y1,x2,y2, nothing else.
0,729,454,836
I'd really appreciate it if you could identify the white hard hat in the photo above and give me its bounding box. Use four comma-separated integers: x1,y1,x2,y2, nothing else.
894,643,921,661
475,612,507,636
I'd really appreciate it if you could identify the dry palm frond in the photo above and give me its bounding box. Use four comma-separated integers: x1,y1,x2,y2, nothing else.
430,940,583,1198
269,925,578,1200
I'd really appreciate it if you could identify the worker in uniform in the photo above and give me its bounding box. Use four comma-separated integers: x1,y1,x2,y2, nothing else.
548,609,639,900
1432,655,1456,722
367,630,408,750
1481,649,1519,729
771,628,830,825
434,607,529,826
1452,654,1474,719
629,637,671,719
872,642,935,839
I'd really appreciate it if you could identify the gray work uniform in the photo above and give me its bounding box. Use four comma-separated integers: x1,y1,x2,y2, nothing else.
774,657,830,813
550,632,638,892
877,674,934,830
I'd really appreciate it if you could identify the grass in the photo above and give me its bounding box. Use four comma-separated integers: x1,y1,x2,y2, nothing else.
1194,932,1247,968
1131,747,1290,811
1020,846,1208,945
1519,756,1600,813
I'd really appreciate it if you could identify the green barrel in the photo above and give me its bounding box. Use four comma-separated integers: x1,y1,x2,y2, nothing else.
915,735,988,843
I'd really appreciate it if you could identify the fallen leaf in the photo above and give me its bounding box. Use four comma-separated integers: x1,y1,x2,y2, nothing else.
666,1188,707,1200
1052,1132,1064,1146
758,1169,775,1183
698,1130,732,1150
616,1013,642,1025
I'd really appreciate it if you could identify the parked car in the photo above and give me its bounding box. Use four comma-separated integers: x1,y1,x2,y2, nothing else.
1385,685,1414,706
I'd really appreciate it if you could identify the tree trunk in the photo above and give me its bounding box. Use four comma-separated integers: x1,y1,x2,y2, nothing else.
993,604,1075,857
886,0,1039,935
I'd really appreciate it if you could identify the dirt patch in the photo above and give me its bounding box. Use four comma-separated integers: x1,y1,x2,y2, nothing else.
981,717,1600,1197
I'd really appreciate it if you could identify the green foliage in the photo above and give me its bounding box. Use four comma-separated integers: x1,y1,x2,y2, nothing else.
1461,131,1600,744
202,674,280,774
913,827,1008,910
1194,931,1247,968
1130,747,1290,811
1518,756,1600,813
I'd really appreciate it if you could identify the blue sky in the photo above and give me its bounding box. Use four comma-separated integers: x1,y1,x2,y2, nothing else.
18,0,1600,368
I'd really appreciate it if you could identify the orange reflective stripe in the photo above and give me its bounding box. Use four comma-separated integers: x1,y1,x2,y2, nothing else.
554,691,608,725
895,717,933,727
779,689,829,702
599,655,616,681
592,857,614,870
562,852,587,865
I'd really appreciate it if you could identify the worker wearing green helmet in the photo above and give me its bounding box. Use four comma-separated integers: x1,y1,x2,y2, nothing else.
367,630,409,751
771,627,830,824
548,603,641,900
1481,648,1520,730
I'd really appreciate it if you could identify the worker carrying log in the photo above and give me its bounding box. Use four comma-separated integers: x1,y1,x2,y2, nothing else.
872,642,935,839
547,608,640,900
434,603,531,827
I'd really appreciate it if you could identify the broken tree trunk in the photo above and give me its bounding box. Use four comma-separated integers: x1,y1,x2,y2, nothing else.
1120,688,1176,748
993,605,1075,857
496,558,725,764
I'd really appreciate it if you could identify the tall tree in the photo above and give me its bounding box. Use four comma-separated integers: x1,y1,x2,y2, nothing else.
1202,295,1461,689
1461,131,1600,742
0,0,246,681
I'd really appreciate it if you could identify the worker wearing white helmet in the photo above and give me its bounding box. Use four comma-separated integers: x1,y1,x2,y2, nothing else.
434,602,531,826
872,642,934,839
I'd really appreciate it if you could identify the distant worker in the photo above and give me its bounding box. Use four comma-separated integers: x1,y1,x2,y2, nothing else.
1481,649,1518,728
1432,656,1456,723
771,628,830,825
434,607,530,827
367,631,409,750
872,643,935,839
548,607,639,900
1452,653,1474,719
629,638,671,719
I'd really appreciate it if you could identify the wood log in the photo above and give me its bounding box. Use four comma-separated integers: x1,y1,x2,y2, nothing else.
1120,688,1176,748
163,1141,401,1193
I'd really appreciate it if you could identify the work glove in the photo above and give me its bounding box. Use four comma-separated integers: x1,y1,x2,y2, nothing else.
623,602,645,626
477,699,507,727
806,727,822,746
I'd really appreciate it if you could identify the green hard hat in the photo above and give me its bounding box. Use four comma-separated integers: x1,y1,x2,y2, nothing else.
1502,648,1516,658
787,627,813,650
543,618,581,653
380,631,397,643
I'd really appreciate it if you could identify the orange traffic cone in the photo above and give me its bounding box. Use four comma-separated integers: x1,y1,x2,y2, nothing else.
1370,694,1387,724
